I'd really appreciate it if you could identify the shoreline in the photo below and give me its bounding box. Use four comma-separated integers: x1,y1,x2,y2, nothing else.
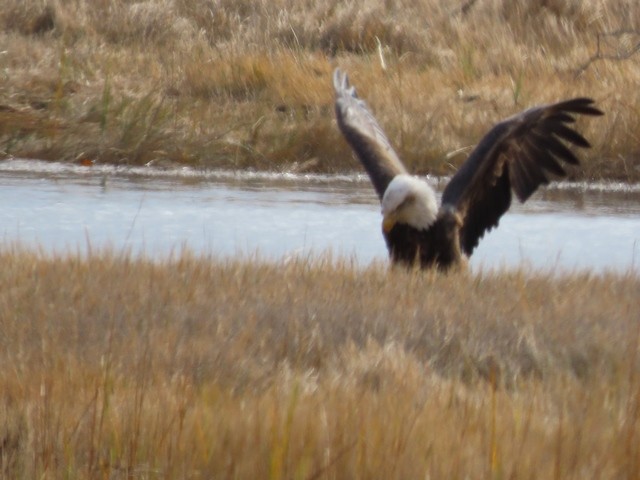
3,157,640,193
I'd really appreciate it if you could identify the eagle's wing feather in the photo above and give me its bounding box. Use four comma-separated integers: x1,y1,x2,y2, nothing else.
441,98,603,256
333,69,408,200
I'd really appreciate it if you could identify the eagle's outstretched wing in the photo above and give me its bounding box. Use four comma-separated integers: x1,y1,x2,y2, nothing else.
333,69,408,200
441,98,603,256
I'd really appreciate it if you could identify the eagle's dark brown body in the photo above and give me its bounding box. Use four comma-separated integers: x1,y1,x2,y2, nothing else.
384,209,462,269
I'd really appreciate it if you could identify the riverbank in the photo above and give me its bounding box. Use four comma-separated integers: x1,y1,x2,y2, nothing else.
1,0,640,181
0,248,638,477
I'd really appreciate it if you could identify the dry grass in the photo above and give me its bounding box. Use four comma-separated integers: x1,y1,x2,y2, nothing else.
0,246,639,478
0,0,639,179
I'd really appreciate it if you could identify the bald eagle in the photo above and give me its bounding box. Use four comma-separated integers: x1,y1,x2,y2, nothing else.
333,69,603,270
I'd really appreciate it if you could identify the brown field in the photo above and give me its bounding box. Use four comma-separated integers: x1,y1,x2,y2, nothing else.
2,2,640,477
0,247,639,478
1,0,640,180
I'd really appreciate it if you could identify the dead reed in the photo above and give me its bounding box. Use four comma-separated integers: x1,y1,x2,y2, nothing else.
0,247,638,478
1,0,639,179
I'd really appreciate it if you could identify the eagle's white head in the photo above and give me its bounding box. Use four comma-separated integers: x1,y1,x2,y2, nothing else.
381,174,438,233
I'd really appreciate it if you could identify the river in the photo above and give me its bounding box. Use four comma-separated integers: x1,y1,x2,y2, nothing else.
1,159,639,272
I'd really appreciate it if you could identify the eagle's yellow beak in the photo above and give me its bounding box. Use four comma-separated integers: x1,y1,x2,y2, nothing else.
382,213,397,233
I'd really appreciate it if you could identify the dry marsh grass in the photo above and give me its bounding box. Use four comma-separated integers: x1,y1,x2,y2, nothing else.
0,247,639,478
1,0,640,179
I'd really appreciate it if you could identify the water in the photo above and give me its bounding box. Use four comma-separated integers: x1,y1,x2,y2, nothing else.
1,159,639,272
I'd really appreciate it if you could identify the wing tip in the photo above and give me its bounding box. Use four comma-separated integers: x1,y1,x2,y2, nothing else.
560,97,605,117
333,68,356,99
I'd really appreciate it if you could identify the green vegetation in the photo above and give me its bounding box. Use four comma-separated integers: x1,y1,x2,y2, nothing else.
0,248,638,478
1,0,639,179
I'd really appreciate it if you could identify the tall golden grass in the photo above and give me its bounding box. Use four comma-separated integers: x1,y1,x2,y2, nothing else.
1,0,639,179
0,247,638,478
